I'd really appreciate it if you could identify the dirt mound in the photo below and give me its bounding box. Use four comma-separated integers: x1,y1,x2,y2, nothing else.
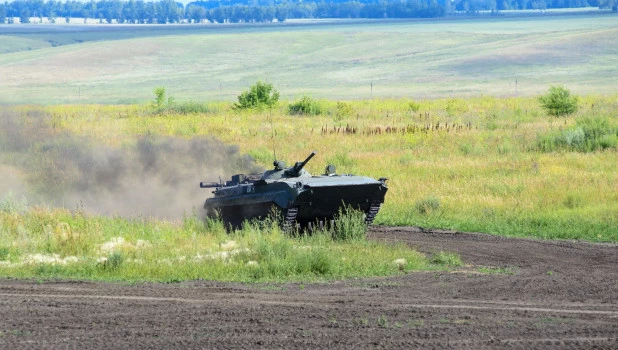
1,227,616,349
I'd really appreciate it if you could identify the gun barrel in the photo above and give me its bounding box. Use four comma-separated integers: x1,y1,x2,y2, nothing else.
295,151,317,171
200,181,221,188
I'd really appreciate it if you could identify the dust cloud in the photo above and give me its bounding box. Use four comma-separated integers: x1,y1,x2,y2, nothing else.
0,109,263,218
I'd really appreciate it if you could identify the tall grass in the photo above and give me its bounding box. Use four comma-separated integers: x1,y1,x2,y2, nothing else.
536,115,618,152
3,94,618,242
0,201,433,282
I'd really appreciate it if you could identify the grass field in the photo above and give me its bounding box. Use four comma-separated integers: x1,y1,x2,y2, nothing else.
1,14,617,104
0,16,616,282
2,94,617,243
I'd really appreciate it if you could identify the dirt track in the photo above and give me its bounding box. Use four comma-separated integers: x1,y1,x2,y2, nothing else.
1,227,616,349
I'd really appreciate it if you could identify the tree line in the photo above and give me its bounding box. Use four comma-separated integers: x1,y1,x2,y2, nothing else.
0,0,615,24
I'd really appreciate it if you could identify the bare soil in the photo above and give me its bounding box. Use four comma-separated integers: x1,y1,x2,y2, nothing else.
1,226,616,349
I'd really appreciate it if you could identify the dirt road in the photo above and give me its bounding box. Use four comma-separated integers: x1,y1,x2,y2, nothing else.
1,227,616,349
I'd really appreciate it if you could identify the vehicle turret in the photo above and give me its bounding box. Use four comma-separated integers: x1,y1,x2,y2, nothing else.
261,151,316,180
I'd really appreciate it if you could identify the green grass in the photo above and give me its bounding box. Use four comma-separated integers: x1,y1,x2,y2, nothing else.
0,205,434,283
2,92,617,243
1,15,617,104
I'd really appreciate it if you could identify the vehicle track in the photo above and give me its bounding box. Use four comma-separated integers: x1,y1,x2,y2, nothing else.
0,226,616,349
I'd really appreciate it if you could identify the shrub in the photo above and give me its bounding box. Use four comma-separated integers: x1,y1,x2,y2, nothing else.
166,101,211,114
538,85,578,116
102,251,124,271
152,87,175,111
334,102,354,122
288,96,324,116
331,206,367,242
234,81,279,110
536,116,617,152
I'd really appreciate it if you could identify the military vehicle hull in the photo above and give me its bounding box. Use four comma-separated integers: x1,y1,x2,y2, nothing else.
201,151,388,230
204,176,387,229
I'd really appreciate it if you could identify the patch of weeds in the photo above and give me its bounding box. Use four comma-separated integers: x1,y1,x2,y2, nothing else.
536,115,617,152
34,264,65,276
166,101,211,114
430,251,463,267
485,117,498,131
376,281,401,288
482,207,496,219
307,249,333,275
162,278,182,284
254,284,286,291
101,251,124,271
439,318,450,324
399,152,414,165
408,319,424,327
477,266,515,275
331,206,367,242
334,101,354,122
503,321,516,328
534,317,569,328
0,247,10,261
497,141,515,155
288,96,325,116
204,214,228,237
394,322,403,328
546,270,554,276
563,193,583,209
328,315,337,325
459,142,483,156
414,196,441,215
354,316,369,326
407,100,421,113
377,314,388,328
4,330,32,336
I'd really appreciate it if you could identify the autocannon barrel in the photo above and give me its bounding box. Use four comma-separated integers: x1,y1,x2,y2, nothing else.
200,181,221,188
294,151,316,172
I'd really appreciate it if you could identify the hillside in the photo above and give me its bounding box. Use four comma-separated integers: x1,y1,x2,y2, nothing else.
1,14,617,104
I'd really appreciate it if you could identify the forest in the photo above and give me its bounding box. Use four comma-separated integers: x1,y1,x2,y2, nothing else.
1,0,615,24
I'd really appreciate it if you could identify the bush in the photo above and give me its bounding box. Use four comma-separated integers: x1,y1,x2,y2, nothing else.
152,87,175,111
536,116,618,152
288,96,324,116
166,101,211,114
539,85,578,116
234,81,280,110
334,102,354,122
101,251,124,271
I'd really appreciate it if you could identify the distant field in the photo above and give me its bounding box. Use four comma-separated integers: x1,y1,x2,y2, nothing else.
1,14,617,104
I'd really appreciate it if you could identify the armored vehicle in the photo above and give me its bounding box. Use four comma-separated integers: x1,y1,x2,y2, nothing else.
200,151,388,230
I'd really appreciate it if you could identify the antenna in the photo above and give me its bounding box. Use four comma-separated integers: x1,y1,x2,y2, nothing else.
270,106,277,162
